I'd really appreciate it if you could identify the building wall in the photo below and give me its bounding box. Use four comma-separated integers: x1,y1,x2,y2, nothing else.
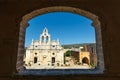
0,0,120,80
25,49,64,67
90,53,97,65
79,51,90,64
71,51,79,62
25,28,64,67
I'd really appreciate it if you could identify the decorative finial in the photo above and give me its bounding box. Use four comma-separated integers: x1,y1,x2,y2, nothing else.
43,27,48,33
32,39,34,42
31,39,34,45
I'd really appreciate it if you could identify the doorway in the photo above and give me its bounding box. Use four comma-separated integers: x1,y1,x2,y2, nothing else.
82,57,89,65
52,57,55,63
34,57,37,63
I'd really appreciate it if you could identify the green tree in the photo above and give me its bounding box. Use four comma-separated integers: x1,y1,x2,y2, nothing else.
64,50,72,64
64,50,71,56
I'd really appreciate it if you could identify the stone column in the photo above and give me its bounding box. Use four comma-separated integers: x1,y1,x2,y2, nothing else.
16,21,28,73
92,18,105,72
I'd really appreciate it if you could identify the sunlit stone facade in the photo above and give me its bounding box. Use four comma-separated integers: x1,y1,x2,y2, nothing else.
24,28,64,68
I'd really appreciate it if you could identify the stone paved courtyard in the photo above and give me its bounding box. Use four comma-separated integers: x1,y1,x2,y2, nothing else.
25,63,92,69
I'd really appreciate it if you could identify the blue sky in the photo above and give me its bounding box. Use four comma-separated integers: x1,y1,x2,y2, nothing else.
25,12,96,47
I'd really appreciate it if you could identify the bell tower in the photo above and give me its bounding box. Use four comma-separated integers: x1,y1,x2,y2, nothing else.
40,27,51,44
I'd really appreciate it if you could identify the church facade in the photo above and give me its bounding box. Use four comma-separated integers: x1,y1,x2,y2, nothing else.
24,28,64,69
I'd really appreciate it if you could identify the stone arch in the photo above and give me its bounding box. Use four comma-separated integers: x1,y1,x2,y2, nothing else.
82,57,89,65
41,36,44,43
46,36,49,43
17,6,104,74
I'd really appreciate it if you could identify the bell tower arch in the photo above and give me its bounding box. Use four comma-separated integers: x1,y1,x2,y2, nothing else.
40,27,51,44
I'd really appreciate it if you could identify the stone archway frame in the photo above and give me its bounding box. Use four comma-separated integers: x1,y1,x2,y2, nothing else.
82,57,89,65
17,6,104,75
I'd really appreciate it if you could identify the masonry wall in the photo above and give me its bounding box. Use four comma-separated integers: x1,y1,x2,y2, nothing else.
0,0,120,80
71,51,79,62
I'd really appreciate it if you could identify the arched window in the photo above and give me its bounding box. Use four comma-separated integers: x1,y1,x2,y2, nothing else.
42,36,44,43
46,36,49,43
17,6,104,75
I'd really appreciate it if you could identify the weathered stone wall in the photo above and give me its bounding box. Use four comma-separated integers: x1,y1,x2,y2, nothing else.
71,51,79,62
0,0,120,79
